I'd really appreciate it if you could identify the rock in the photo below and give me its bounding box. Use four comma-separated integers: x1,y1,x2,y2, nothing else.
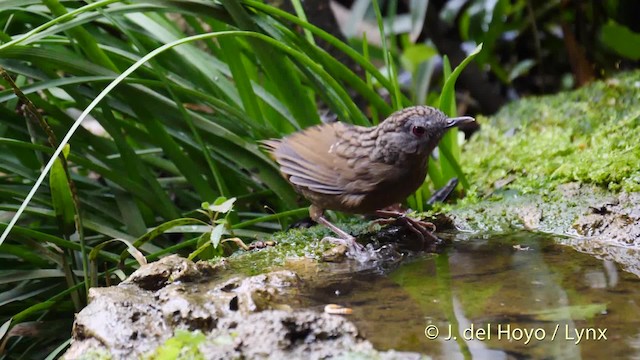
123,254,217,291
63,255,427,359
515,205,543,230
200,310,368,359
572,192,640,244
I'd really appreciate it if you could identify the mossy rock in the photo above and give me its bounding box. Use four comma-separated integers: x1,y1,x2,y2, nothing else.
461,71,640,195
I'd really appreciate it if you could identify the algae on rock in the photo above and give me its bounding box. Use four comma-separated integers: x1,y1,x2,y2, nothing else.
445,72,640,253
461,71,640,195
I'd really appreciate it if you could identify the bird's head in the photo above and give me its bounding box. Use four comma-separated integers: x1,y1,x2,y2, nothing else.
379,106,475,156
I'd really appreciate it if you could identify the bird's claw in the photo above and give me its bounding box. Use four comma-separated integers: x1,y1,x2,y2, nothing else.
321,235,362,253
374,209,439,244
399,216,438,243
321,236,378,262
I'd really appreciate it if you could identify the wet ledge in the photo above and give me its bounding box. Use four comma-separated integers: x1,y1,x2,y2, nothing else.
445,71,640,272
64,255,427,359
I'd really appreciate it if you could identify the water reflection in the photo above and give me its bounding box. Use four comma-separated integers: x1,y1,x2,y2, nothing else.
306,232,640,359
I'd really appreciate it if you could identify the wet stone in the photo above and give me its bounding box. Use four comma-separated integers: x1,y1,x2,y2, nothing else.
123,254,218,291
64,255,427,359
572,192,640,244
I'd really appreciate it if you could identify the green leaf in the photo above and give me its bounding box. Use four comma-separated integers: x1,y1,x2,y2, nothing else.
0,270,68,284
220,0,320,127
400,44,437,73
153,329,206,360
44,339,72,360
0,283,58,307
439,43,483,116
49,144,75,237
13,300,56,323
120,218,210,263
600,21,640,60
437,44,483,189
0,319,11,340
290,0,316,44
508,59,535,82
210,223,226,249
89,238,146,266
41,0,118,71
244,0,411,107
208,197,236,214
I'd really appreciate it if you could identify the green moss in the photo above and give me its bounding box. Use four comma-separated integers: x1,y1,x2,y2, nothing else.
213,217,373,275
147,330,207,360
461,71,640,196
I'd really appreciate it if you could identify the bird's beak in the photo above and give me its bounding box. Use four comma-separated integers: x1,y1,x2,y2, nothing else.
445,116,475,128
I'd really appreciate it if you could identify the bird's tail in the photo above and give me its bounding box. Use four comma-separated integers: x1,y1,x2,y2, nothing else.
258,139,281,160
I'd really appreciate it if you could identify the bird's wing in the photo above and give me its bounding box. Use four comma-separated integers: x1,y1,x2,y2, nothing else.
263,123,393,195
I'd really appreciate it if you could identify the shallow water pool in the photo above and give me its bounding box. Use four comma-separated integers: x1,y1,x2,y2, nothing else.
303,232,640,359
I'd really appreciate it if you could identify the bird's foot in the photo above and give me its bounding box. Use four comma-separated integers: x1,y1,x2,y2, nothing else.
321,235,360,251
311,206,378,262
374,209,439,244
400,216,438,243
321,235,375,262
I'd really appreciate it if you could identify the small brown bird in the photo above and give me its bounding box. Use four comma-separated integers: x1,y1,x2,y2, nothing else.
262,106,474,255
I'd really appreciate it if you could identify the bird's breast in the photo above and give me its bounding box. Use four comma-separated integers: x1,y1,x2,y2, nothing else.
338,154,430,213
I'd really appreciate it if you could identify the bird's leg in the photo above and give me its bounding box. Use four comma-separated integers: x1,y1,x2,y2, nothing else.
374,209,438,243
310,205,365,255
310,205,354,240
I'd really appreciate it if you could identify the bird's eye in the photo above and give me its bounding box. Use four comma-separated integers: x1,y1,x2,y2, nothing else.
411,125,426,137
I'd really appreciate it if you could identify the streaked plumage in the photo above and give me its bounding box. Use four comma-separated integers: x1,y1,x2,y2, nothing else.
261,106,474,256
262,106,472,215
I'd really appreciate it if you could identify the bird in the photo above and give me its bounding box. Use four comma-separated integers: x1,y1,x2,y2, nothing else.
261,105,474,257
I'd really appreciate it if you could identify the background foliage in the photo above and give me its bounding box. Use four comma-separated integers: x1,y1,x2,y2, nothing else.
0,1,468,357
0,0,638,358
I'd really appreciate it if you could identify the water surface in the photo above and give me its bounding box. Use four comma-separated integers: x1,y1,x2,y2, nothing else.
303,232,640,359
